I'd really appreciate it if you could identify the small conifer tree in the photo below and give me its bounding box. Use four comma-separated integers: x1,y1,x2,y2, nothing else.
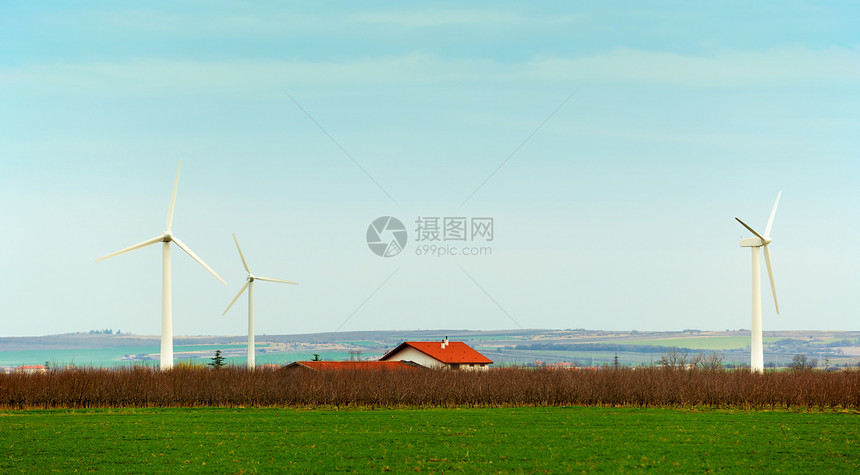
209,349,226,369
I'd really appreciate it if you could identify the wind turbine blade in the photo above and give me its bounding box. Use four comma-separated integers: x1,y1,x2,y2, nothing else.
96,235,163,262
223,281,249,315
764,191,782,238
762,244,779,315
171,235,227,285
165,161,182,231
255,276,299,285
735,218,766,242
232,233,251,273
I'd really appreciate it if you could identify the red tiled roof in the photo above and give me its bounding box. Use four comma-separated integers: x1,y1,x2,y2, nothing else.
18,365,47,370
284,361,421,371
380,341,493,365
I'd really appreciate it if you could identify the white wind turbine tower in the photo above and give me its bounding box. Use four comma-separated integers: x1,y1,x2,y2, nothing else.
736,191,781,372
223,234,298,369
97,161,227,370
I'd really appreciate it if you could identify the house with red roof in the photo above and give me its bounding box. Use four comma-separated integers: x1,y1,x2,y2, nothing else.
379,337,492,371
283,360,422,372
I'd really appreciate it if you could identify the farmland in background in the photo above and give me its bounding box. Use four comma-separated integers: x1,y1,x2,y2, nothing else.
2,329,859,370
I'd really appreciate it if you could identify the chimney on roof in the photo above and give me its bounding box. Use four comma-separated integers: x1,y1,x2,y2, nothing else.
441,336,449,349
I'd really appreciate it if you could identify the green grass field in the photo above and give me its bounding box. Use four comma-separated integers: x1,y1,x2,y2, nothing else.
2,407,857,472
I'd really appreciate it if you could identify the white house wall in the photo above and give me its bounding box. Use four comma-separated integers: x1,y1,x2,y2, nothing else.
461,363,489,372
386,346,446,369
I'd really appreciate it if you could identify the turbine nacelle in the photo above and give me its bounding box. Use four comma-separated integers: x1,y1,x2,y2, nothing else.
161,231,173,242
222,233,298,318
739,236,771,248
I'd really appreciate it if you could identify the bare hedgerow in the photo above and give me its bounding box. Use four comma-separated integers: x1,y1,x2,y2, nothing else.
0,365,858,410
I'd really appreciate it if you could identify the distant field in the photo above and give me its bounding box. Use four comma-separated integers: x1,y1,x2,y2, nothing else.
1,407,857,472
0,344,263,368
466,335,524,341
609,336,781,350
252,351,367,365
334,340,382,347
4,330,857,369
0,342,381,369
0,345,352,369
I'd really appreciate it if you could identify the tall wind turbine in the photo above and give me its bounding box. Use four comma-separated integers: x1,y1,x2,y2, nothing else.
736,191,781,372
96,161,227,370
223,234,297,369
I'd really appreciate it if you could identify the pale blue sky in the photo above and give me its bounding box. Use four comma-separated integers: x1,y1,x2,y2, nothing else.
1,1,858,337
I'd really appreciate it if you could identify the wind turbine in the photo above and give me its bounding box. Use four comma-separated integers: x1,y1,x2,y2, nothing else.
96,161,227,370
736,191,781,372
223,234,297,369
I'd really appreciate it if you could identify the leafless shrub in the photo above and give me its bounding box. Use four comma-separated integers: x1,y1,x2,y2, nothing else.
787,354,817,371
0,365,858,410
658,347,688,369
697,352,726,371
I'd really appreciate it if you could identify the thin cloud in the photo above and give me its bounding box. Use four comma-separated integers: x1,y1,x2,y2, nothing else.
347,10,579,28
4,47,857,96
525,47,860,87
